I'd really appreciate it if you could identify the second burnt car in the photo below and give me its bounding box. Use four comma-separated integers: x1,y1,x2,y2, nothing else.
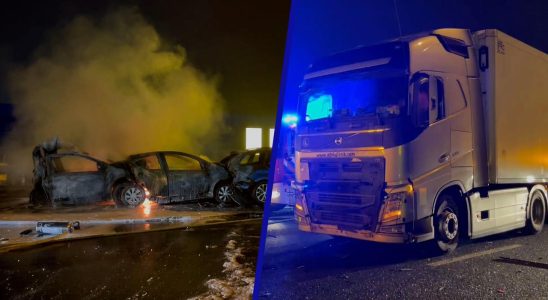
126,151,235,205
30,139,146,206
224,148,271,205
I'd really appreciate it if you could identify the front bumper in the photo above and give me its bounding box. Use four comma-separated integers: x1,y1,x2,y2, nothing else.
297,218,411,243
294,184,433,244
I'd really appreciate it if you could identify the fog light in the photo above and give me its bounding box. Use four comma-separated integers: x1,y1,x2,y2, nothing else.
379,224,404,234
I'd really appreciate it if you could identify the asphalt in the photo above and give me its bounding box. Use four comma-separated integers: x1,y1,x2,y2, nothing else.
258,207,548,299
0,190,262,253
0,220,262,299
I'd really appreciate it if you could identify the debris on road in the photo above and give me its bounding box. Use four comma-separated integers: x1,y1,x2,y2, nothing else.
19,229,32,236
36,221,80,235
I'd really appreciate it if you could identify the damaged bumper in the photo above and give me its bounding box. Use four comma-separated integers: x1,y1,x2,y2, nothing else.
294,183,433,244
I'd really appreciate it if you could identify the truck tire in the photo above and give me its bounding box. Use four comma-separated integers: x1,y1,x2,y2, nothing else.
432,194,460,254
525,191,545,234
114,183,146,207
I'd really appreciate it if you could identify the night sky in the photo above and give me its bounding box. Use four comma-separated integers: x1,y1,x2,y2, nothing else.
280,0,548,113
0,0,291,123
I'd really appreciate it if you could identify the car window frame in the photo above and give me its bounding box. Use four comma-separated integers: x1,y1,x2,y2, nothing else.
163,153,204,172
48,154,103,175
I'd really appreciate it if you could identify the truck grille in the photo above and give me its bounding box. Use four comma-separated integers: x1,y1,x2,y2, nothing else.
303,156,385,229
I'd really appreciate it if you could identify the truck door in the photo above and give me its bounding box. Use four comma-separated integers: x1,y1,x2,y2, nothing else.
47,154,106,204
163,153,209,201
408,73,451,191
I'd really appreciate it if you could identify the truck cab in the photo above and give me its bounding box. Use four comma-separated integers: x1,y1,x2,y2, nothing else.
293,28,548,252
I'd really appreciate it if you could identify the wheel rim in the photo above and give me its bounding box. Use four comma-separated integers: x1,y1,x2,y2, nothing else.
124,187,144,206
255,183,267,203
439,209,459,242
531,197,544,225
217,185,234,203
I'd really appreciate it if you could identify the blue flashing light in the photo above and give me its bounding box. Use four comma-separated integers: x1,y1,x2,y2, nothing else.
282,114,299,126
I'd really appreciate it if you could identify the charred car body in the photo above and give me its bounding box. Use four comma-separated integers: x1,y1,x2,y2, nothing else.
125,151,234,204
224,148,271,205
30,139,145,206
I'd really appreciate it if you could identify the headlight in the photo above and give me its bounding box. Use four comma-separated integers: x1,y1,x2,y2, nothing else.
381,191,406,222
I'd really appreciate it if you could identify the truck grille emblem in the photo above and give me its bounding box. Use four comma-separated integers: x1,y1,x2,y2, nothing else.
334,137,343,145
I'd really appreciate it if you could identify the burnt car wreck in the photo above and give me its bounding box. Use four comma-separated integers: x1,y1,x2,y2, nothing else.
126,151,235,205
30,140,238,207
223,148,271,205
30,139,147,207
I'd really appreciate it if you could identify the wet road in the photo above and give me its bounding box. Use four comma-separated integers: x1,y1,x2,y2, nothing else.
0,220,261,299
258,207,548,299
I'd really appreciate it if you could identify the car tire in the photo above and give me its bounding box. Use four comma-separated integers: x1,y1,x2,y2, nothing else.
252,180,268,205
114,183,146,207
431,194,460,254
214,181,237,205
525,191,546,234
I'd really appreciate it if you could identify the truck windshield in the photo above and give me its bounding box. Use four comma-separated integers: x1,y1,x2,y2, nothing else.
300,75,408,125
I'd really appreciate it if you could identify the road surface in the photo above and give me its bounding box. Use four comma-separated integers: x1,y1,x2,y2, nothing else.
0,220,261,299
258,207,548,299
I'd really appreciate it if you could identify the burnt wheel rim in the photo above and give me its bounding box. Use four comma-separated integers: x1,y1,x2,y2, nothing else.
256,183,267,203
217,185,234,203
123,187,144,206
531,197,544,225
439,209,458,242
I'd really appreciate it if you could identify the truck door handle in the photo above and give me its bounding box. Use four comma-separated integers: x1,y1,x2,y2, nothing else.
439,153,450,163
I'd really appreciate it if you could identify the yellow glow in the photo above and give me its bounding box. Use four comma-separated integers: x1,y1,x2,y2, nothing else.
142,198,152,217
383,210,402,220
295,203,304,211
407,184,414,193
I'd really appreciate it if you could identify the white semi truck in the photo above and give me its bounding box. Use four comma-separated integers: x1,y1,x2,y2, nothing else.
292,28,548,252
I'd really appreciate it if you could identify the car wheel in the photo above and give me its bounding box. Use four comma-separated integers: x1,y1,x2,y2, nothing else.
214,181,236,205
115,183,146,207
432,194,460,254
526,191,546,234
252,181,268,205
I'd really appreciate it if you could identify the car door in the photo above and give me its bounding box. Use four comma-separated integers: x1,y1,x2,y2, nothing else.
232,151,259,183
46,154,106,204
162,153,209,201
131,154,168,198
252,149,270,182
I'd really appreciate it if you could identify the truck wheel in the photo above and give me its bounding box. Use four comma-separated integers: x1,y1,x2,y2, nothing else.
252,180,268,205
432,194,460,254
526,191,545,234
214,181,236,205
114,183,145,207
